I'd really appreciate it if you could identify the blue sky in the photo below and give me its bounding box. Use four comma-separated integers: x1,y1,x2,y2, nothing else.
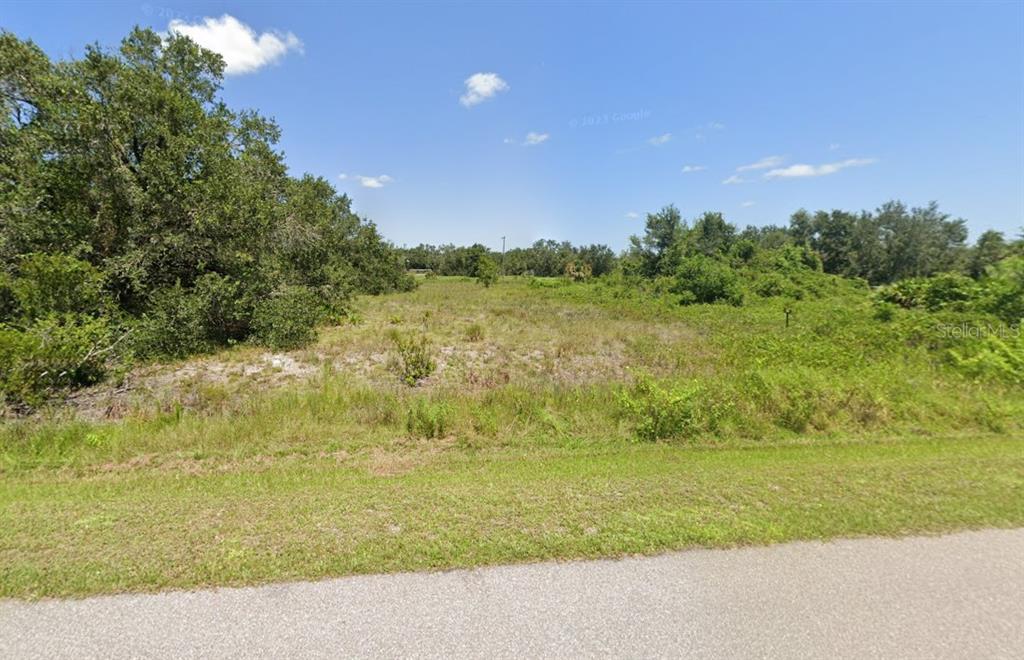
3,1,1022,250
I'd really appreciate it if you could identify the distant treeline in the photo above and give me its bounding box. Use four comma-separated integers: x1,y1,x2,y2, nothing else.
403,202,1022,286
401,241,616,278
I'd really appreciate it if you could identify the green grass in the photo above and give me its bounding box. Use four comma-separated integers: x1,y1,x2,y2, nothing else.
2,435,1022,599
2,277,1023,599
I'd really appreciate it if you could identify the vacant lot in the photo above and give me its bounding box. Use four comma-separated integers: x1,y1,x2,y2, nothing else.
2,278,1022,598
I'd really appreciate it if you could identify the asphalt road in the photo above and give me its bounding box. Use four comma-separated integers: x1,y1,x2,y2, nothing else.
2,529,1022,658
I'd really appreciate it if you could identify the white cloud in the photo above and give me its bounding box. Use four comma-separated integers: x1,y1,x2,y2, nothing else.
736,155,784,172
459,72,509,107
337,173,348,180
625,211,640,219
168,14,302,75
681,165,706,173
503,137,515,144
708,121,726,130
648,133,672,146
764,158,876,179
829,143,841,151
741,201,756,207
722,174,746,185
524,132,549,146
355,174,393,188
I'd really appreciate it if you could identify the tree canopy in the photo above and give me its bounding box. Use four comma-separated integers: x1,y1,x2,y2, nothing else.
0,28,411,407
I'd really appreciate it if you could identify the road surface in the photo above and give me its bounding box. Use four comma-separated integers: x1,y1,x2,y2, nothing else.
2,529,1022,658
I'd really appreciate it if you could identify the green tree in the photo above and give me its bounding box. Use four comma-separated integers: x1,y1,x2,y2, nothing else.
476,255,498,287
689,212,736,257
968,230,1008,279
628,205,684,277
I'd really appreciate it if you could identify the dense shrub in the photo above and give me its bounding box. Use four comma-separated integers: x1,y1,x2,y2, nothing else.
8,254,110,320
0,313,120,409
875,257,1023,325
949,334,1024,384
750,271,803,299
982,257,1024,325
877,273,980,311
252,286,326,350
132,284,212,359
672,255,743,306
619,372,726,441
0,272,17,320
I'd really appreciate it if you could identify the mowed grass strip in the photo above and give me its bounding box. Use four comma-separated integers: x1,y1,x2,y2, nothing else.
2,435,1022,599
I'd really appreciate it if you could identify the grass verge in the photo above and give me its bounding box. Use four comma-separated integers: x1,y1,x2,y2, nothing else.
2,434,1022,599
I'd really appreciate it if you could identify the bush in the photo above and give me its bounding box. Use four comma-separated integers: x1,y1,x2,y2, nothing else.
949,333,1024,384
406,399,453,438
873,302,898,322
982,256,1024,325
132,284,211,359
252,286,325,350
388,330,436,385
751,272,801,299
8,253,109,320
619,372,725,441
0,271,19,320
564,260,593,282
877,273,980,312
673,256,743,306
191,273,258,345
0,313,121,409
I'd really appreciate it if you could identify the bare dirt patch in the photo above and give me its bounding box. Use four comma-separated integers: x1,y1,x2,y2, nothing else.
68,352,319,421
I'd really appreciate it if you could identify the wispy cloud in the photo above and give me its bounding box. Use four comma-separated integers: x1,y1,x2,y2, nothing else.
524,132,549,146
625,211,640,219
722,174,746,185
168,14,302,75
741,201,756,207
648,133,672,146
354,174,393,188
828,143,841,151
736,155,784,172
337,173,348,180
505,132,550,146
459,72,509,107
681,165,706,173
764,158,876,179
694,121,725,141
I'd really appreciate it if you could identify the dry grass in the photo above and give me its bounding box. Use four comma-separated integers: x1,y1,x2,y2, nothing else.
64,278,711,421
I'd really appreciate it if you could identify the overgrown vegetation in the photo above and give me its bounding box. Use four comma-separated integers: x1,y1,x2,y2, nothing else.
2,277,1023,598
